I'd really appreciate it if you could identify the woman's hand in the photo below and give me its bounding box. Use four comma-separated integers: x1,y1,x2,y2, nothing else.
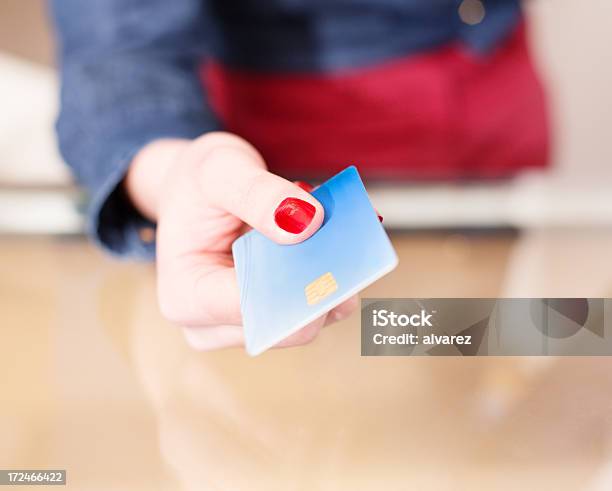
125,132,358,351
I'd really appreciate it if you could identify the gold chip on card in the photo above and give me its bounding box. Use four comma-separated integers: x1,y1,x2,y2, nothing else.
305,272,338,305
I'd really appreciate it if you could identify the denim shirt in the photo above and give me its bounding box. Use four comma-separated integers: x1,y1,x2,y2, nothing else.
50,0,521,260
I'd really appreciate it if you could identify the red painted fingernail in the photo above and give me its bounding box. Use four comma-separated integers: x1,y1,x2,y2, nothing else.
294,181,314,193
274,198,316,234
378,215,384,223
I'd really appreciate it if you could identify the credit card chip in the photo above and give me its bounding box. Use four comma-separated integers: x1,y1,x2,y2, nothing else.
305,272,338,305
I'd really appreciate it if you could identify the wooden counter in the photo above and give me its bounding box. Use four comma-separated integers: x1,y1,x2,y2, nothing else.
3,233,612,490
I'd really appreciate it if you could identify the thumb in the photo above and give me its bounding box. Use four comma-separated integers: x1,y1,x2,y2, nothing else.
198,141,324,245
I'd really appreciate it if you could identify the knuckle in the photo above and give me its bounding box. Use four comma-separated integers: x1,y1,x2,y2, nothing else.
157,286,186,324
191,274,216,325
292,324,320,345
192,132,252,153
158,298,180,324
188,134,262,173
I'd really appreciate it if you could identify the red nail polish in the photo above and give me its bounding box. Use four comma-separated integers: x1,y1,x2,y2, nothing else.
294,181,314,193
274,197,316,234
378,215,384,223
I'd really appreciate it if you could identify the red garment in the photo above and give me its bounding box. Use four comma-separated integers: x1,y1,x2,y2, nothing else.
202,24,549,181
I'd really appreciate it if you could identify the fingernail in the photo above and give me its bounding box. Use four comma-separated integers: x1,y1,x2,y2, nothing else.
294,181,314,193
378,214,384,223
274,197,316,234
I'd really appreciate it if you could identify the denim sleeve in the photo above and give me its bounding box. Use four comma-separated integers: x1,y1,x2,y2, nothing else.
50,0,220,260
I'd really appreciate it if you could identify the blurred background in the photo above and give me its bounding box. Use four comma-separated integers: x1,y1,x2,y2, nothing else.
2,1,612,490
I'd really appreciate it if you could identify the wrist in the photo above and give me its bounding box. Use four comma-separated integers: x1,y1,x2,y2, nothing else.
124,138,190,221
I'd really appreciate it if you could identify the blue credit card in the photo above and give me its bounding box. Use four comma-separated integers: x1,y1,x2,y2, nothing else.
232,166,398,356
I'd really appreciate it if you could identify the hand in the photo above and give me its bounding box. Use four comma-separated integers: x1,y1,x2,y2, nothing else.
126,132,358,351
